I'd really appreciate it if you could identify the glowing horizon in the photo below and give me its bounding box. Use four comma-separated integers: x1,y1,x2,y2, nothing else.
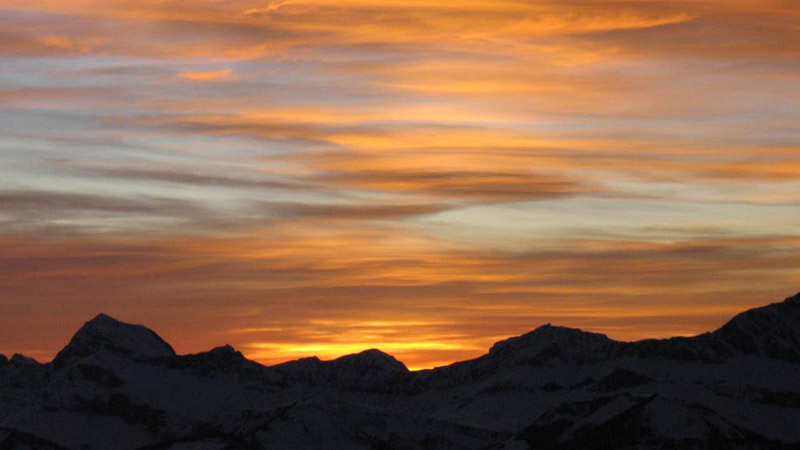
1,0,799,369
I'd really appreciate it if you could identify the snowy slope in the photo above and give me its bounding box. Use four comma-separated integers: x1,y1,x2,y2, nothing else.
2,293,800,449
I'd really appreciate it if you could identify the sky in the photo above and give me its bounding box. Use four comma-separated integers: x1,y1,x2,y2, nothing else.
1,0,799,370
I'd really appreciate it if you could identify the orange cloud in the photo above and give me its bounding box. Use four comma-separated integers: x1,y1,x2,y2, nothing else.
1,229,799,369
2,0,787,62
2,0,800,372
177,69,237,82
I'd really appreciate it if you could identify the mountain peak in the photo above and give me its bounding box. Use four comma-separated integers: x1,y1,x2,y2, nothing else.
53,313,175,367
211,344,237,354
9,353,39,366
483,323,615,368
186,344,243,361
491,324,609,351
710,295,800,361
89,313,117,324
332,349,408,373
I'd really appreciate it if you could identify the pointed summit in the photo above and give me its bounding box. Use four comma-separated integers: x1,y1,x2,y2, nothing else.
53,314,175,367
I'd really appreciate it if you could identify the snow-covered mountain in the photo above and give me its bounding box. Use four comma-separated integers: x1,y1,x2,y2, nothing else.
2,293,800,449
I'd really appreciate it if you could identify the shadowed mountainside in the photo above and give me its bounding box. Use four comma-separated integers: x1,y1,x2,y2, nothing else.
2,293,800,449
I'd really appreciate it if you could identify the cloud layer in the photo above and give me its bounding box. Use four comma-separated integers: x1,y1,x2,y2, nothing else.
1,0,799,368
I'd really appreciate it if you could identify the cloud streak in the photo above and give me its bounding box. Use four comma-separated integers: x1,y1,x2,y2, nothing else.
177,69,238,82
0,231,798,368
1,0,799,368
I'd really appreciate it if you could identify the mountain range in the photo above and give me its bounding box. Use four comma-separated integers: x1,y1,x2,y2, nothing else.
3,293,800,449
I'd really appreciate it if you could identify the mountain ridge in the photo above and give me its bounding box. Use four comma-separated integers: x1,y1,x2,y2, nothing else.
2,292,800,449
16,292,800,371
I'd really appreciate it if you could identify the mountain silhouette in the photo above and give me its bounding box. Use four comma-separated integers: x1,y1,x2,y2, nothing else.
52,313,175,367
2,293,800,449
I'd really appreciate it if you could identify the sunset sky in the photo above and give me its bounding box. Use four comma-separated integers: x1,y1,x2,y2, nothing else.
1,0,799,369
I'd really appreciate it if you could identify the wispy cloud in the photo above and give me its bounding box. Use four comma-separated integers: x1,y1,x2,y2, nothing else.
1,0,799,368
177,69,237,82
0,231,798,368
